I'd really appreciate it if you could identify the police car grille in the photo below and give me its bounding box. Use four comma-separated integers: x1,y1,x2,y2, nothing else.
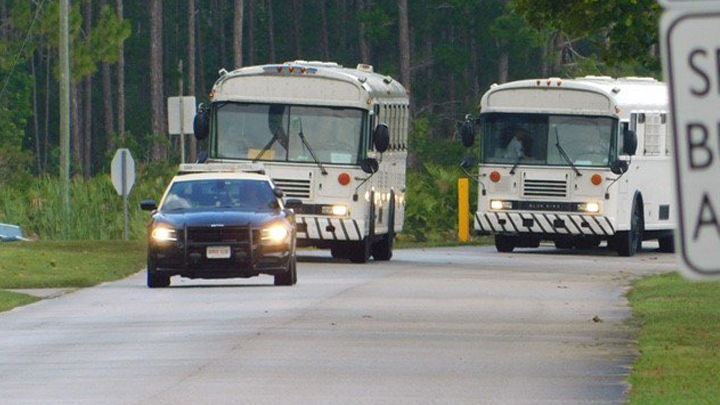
523,179,567,198
272,178,311,199
186,226,258,243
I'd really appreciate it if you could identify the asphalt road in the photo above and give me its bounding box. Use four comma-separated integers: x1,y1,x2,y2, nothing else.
0,244,675,405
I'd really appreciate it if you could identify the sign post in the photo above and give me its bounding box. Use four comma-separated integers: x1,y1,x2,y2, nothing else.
168,96,196,164
111,149,136,240
661,0,720,279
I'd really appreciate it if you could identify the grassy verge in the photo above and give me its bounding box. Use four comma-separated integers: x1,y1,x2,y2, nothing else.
0,290,40,313
628,272,720,404
0,241,146,289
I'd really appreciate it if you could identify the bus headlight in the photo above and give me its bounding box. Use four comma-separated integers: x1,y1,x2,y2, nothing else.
262,224,289,244
321,205,349,216
151,227,177,242
490,200,512,210
578,202,601,213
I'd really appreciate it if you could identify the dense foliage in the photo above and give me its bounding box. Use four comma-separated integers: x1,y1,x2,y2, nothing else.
0,0,662,240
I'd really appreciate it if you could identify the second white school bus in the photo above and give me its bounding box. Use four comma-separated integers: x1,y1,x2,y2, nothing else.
461,76,675,256
192,61,409,263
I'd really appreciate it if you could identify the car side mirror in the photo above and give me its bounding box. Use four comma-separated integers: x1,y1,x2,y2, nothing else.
373,124,390,153
140,200,158,211
193,103,210,141
285,199,303,210
460,155,476,170
360,157,379,174
623,128,637,156
461,119,476,148
273,188,284,198
611,160,629,175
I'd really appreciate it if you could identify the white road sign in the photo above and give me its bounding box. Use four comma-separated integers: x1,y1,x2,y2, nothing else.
111,148,135,197
111,149,135,240
167,96,196,135
662,8,720,278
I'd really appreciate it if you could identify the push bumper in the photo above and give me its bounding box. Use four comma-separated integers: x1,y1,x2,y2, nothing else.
474,211,616,237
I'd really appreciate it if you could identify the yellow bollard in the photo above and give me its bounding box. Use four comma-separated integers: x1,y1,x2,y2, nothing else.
458,178,470,242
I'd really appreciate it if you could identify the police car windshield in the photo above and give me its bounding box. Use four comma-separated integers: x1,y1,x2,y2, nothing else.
161,179,278,212
213,103,365,165
481,113,616,167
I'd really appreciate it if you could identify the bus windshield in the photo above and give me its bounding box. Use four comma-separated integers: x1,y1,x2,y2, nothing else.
213,103,365,165
481,113,617,167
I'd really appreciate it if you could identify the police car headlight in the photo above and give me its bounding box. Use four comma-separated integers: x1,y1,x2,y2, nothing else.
490,200,512,210
262,224,289,244
321,205,349,216
578,202,601,213
151,227,177,242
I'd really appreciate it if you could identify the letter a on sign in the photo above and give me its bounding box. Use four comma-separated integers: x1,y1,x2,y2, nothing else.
662,5,720,279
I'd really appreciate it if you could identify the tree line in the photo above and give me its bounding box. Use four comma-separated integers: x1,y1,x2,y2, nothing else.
0,0,661,184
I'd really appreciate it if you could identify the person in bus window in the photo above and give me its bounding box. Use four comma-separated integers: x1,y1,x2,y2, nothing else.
503,126,533,159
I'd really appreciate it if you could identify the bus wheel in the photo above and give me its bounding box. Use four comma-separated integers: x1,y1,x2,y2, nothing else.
617,203,643,257
330,244,349,260
349,238,371,263
495,235,515,253
554,238,574,250
574,237,601,250
658,235,675,253
372,233,394,261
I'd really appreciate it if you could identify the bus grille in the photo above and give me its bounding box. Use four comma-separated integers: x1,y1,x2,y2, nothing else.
272,178,312,199
523,179,567,198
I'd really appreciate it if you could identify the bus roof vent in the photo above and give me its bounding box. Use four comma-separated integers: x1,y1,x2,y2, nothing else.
356,64,374,73
619,76,657,83
582,75,614,81
290,60,340,68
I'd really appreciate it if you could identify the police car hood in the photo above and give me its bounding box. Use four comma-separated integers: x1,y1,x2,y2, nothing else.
154,210,284,229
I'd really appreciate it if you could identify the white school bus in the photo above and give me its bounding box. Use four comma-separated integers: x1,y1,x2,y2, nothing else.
192,61,409,262
460,76,675,256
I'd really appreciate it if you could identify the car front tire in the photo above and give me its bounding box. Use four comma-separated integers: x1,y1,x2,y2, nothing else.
274,255,298,286
146,257,170,288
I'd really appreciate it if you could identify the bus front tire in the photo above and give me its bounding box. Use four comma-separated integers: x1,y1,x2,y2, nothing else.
349,238,372,263
372,233,394,261
495,235,515,253
658,235,675,253
617,203,643,257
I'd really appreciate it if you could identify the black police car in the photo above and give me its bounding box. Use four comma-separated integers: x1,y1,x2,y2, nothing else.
140,172,297,288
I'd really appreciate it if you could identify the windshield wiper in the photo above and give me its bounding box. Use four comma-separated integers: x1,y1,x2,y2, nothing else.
295,119,328,175
252,131,279,163
553,126,582,176
509,155,523,175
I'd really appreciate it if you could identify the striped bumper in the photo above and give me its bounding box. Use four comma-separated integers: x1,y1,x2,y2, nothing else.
474,212,616,236
296,216,365,241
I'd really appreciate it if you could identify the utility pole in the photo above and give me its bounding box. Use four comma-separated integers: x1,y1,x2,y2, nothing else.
59,0,70,214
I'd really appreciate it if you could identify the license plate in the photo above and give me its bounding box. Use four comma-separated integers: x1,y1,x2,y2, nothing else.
206,246,231,259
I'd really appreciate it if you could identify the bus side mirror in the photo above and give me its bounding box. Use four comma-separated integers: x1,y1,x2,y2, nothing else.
460,155,476,170
193,103,210,140
273,188,284,198
461,119,476,148
623,128,637,156
373,124,390,153
360,158,379,174
611,160,629,175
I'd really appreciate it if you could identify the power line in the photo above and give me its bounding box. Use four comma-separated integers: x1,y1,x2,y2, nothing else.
0,0,48,101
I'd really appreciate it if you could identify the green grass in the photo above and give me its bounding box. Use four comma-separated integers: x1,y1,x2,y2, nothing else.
628,272,720,404
0,241,147,289
0,290,40,313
